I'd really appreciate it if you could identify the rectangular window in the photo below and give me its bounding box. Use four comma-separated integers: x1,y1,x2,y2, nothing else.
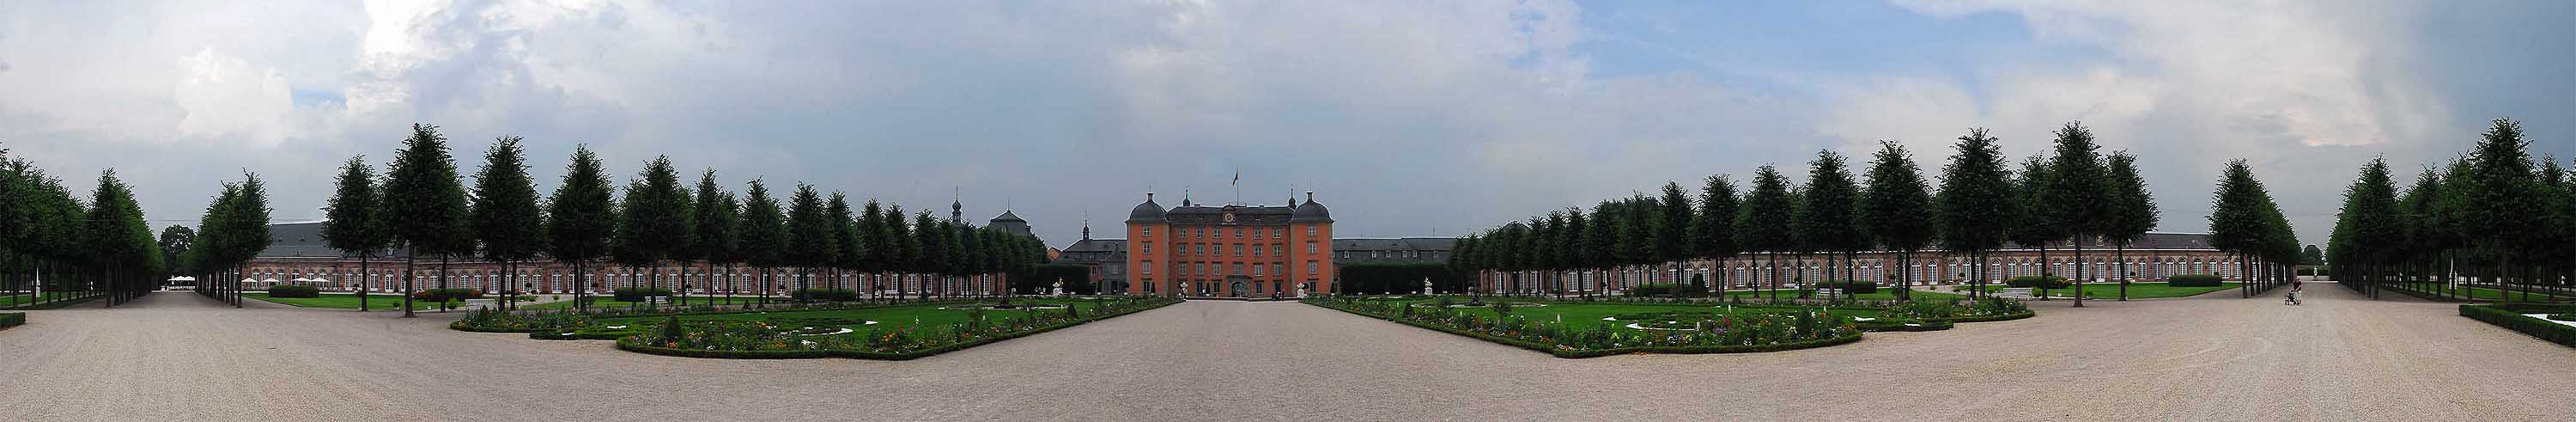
1141,242,1152,255
1307,242,1317,254
1306,261,1317,273
1143,227,1152,236
1142,262,1153,275
1234,245,1244,256
1307,226,1316,236
1233,263,1244,275
1272,263,1282,276
1253,245,1263,257
1234,228,1243,238
1253,265,1264,276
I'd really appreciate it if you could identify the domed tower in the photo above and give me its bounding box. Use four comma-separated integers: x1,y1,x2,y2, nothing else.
1124,193,1169,296
1286,192,1335,295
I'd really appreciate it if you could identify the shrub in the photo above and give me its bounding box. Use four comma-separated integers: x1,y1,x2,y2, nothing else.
2167,274,2224,287
0,312,22,330
2004,275,2070,290
612,287,672,302
267,284,322,298
412,288,483,303
2550,314,2574,322
1807,281,1877,295
2460,304,2576,347
790,288,859,302
1627,283,1706,297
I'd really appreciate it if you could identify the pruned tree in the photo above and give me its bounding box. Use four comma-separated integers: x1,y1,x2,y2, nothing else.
321,156,391,310
382,124,472,315
2102,151,2160,301
544,145,617,311
470,137,545,309
1860,141,1933,300
1937,128,2014,297
1737,165,1796,302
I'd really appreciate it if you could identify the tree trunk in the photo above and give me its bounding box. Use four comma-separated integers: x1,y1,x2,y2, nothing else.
2073,237,2087,307
402,251,417,317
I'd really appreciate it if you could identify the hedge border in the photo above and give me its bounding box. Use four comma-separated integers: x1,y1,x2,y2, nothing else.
1304,299,1864,358
611,297,1182,360
0,312,22,330
7,295,102,310
2459,304,2576,348
1942,310,2038,324
452,298,996,334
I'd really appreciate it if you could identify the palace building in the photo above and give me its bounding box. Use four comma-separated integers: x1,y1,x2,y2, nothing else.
1122,192,1335,297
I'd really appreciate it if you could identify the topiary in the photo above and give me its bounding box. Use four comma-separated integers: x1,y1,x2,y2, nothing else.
267,284,322,298
2167,274,2224,287
2004,275,2071,290
658,315,685,342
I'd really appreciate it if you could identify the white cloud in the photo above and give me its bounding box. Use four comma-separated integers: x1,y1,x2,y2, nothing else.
173,47,295,144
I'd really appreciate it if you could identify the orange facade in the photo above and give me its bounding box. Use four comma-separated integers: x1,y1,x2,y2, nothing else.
1125,192,1334,297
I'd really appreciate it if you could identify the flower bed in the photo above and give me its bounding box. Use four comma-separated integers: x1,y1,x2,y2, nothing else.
613,297,1182,360
1306,297,1862,358
1304,296,2034,358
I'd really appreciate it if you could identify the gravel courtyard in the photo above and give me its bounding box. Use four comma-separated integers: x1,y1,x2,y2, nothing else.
2,286,2568,421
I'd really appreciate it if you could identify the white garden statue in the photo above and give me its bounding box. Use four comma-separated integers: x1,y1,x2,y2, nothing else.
1049,280,1063,297
1422,278,1434,296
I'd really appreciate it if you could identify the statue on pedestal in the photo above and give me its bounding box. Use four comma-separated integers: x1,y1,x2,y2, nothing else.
1422,278,1434,296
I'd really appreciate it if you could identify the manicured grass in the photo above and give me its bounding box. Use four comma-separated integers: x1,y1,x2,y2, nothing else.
244,292,437,310
1964,282,2240,299
2385,284,2573,303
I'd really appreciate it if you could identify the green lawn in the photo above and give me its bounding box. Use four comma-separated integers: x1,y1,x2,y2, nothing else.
1964,283,2240,299
575,297,1107,340
2391,284,2575,302
3,292,100,308
244,293,438,310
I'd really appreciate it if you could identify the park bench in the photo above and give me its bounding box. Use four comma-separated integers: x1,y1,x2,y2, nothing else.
1994,288,2034,299
1814,288,1844,297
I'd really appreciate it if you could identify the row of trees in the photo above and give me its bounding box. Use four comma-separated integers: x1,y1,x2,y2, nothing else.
310,125,1048,316
180,172,276,308
1,142,168,309
1447,123,2251,303
2330,118,2575,302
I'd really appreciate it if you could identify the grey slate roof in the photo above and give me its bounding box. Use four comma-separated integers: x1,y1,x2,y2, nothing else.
1126,193,1167,223
1331,237,1456,252
1291,193,1331,223
254,222,408,259
1159,205,1296,224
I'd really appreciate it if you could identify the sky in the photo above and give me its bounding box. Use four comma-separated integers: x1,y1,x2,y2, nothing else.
3,0,2571,250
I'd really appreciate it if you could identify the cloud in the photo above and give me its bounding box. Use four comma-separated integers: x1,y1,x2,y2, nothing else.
0,0,2565,248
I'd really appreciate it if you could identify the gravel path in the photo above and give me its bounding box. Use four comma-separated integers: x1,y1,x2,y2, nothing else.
1,287,2568,421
